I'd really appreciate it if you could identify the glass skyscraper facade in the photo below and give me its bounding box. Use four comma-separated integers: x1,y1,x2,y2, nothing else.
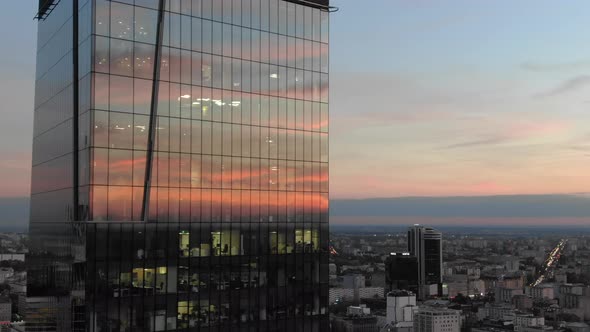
407,226,442,299
28,0,330,330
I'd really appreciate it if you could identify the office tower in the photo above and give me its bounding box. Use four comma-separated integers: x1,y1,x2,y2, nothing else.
407,226,443,297
413,307,460,332
385,252,419,294
28,0,330,331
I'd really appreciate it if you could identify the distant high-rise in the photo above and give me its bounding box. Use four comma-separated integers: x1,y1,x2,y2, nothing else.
28,0,331,330
408,226,443,296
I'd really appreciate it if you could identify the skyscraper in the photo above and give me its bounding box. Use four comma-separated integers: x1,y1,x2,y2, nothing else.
28,0,330,331
407,226,442,298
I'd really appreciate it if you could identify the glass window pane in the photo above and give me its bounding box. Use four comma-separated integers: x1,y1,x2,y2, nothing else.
212,56,222,89
169,13,181,48
135,6,158,44
212,0,223,21
241,0,251,27
169,48,181,83
108,186,133,220
94,36,109,73
169,118,181,152
133,114,149,150
181,14,191,50
92,185,108,220
321,11,329,43
109,112,133,149
134,42,155,79
110,39,133,76
192,18,202,52
110,76,133,113
134,78,152,115
136,0,158,9
109,149,133,185
223,23,232,57
156,152,169,187
93,110,109,147
251,0,260,29
110,2,133,40
157,81,170,116
320,133,328,162
156,116,169,151
95,0,109,36
202,20,212,53
191,120,201,153
296,4,304,38
202,121,211,154
93,73,109,110
192,0,203,17
212,22,223,55
92,148,109,185
304,6,312,40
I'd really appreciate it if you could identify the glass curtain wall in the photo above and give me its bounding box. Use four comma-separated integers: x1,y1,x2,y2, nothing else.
28,0,91,330
85,0,329,331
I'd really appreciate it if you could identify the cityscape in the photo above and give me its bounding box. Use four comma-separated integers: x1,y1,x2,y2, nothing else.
2,225,590,331
1,0,590,331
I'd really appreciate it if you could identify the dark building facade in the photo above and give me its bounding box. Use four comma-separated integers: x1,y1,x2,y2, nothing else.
407,226,442,297
28,0,330,331
385,252,419,295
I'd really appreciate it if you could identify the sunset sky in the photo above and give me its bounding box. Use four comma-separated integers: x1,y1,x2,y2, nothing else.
2,1,590,219
329,0,590,199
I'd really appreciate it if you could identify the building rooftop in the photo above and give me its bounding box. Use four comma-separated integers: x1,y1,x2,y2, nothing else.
416,306,460,315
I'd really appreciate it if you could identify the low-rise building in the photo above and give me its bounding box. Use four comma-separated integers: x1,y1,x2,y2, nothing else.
512,295,533,310
513,314,544,332
0,297,11,323
496,287,524,304
414,306,461,332
385,290,417,332
0,270,13,285
332,305,379,332
526,285,554,300
567,322,590,332
477,303,514,321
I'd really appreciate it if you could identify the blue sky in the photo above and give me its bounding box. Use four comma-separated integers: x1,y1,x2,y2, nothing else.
328,0,590,198
0,2,36,198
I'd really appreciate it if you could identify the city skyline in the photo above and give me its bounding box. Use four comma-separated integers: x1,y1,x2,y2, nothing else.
4,1,590,226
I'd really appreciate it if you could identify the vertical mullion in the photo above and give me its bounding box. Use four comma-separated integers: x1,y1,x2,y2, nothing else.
141,0,167,222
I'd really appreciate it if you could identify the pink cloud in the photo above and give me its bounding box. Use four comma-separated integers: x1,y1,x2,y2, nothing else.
508,120,571,139
441,118,572,150
470,181,511,194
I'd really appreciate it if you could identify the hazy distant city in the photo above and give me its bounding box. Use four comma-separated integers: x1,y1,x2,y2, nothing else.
0,223,589,331
328,224,590,332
